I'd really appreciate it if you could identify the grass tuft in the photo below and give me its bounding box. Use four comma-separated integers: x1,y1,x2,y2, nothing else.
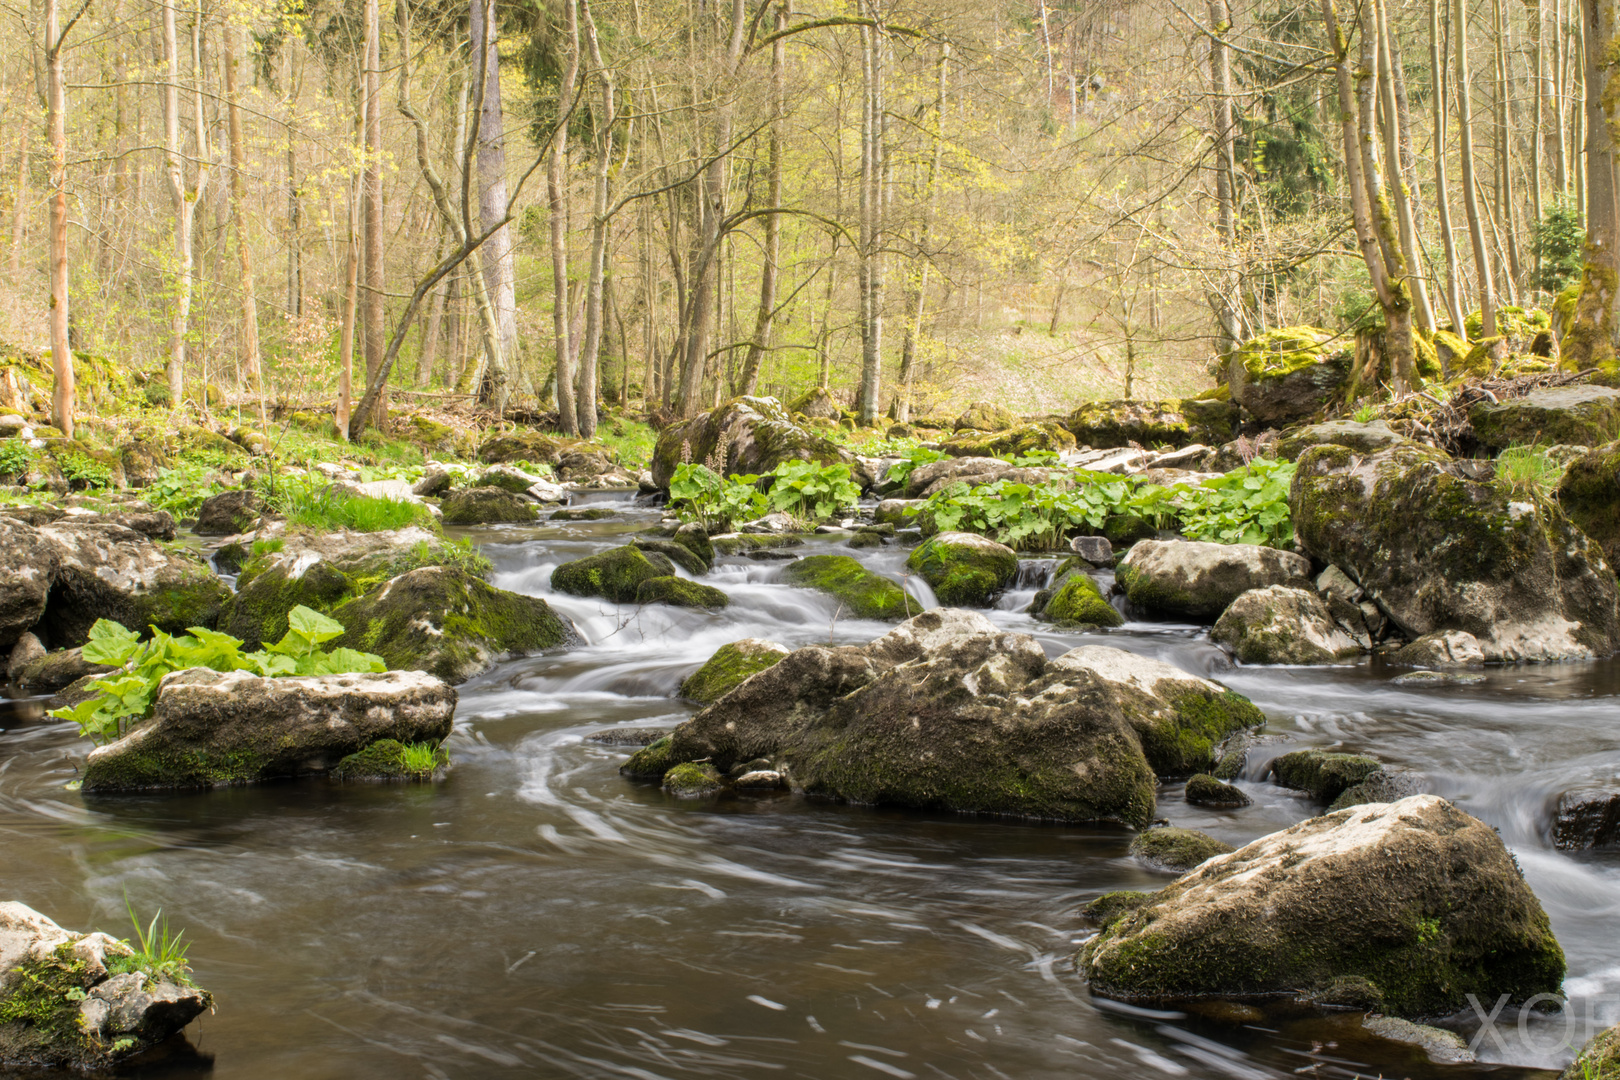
1494,443,1565,501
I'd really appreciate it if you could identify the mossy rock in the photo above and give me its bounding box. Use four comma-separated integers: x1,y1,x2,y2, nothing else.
673,524,715,566
476,430,569,465
1469,386,1620,451
1270,749,1382,803
649,396,865,489
331,738,448,781
476,465,547,494
1224,326,1353,424
679,639,790,703
710,533,802,555
1432,329,1469,375
551,545,676,603
440,486,540,525
635,575,729,609
788,386,843,420
1082,890,1158,930
401,415,461,454
551,506,618,521
221,559,358,649
631,537,709,575
953,401,1018,432
1463,304,1550,343
1558,441,1620,565
1184,772,1251,808
331,565,576,683
662,761,723,797
621,736,675,778
1033,560,1123,627
780,554,915,620
1130,826,1234,872
175,425,246,461
906,532,1019,606
1561,1024,1620,1080
941,422,1076,458
1066,400,1196,449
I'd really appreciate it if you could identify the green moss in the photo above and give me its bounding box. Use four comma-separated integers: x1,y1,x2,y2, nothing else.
551,545,676,603
1270,750,1382,802
1132,688,1265,778
662,761,723,796
1130,827,1234,872
221,560,358,648
905,535,1018,606
440,486,539,525
1185,772,1250,808
1037,563,1123,627
631,537,710,575
621,735,676,778
941,422,1077,457
1082,890,1158,930
780,554,914,620
1558,441,1620,564
1227,326,1335,379
635,575,729,609
1562,1025,1620,1080
0,943,94,1048
331,738,447,781
679,641,788,702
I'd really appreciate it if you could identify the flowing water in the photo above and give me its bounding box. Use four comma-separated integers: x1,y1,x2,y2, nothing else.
4,494,1619,1079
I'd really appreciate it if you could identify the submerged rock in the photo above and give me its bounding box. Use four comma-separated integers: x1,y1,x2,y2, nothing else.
0,900,211,1069
439,485,539,525
779,554,916,620
1130,827,1234,872
678,639,790,703
1030,560,1123,628
1117,539,1313,622
81,669,457,791
1079,795,1566,1017
331,566,576,684
1390,630,1487,668
905,532,1018,606
1184,773,1250,809
1469,385,1620,450
35,522,230,648
1361,1015,1475,1064
662,762,724,797
551,545,676,604
1211,585,1363,664
635,576,729,609
650,397,867,489
1551,788,1620,850
1291,443,1620,661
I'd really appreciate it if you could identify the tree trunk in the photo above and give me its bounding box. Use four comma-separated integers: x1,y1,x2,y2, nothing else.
224,24,265,429
891,41,947,423
469,0,513,414
1493,0,1524,290
549,0,581,432
1562,0,1617,368
338,174,359,439
1533,0,1546,277
576,0,616,437
161,0,208,407
45,0,72,436
1432,0,1469,335
1377,0,1435,333
359,0,386,430
856,11,886,426
1456,0,1498,337
1208,0,1241,352
739,2,788,398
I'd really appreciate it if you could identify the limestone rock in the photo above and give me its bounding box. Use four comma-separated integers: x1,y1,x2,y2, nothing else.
13,646,111,692
1069,535,1114,565
1066,399,1237,450
1470,386,1620,450
0,517,56,654
193,489,264,535
82,668,457,791
1275,419,1415,460
1212,585,1364,664
901,456,1066,499
1118,539,1313,622
1291,443,1619,661
1225,327,1352,424
940,422,1076,458
440,486,539,525
1390,630,1487,668
1558,440,1619,565
1079,795,1566,1017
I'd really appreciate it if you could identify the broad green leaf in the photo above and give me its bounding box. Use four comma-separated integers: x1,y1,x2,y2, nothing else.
82,621,142,666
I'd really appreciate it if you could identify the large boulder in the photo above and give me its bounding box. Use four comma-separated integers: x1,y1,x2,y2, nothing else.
901,457,1067,499
0,517,56,655
1080,795,1566,1017
1225,327,1352,424
905,532,1018,606
193,489,264,535
635,576,729,609
1558,441,1619,565
953,402,1017,432
786,386,843,420
1066,399,1237,450
650,397,867,489
218,527,459,648
1275,419,1415,461
81,669,457,791
1469,386,1620,451
34,522,230,648
0,900,211,1069
1290,443,1620,661
1211,585,1364,663
439,486,539,525
476,431,617,481
678,639,791,703
551,545,675,604
659,610,1160,825
330,566,576,684
939,422,1076,458
1046,645,1264,776
779,554,916,620
1117,539,1313,622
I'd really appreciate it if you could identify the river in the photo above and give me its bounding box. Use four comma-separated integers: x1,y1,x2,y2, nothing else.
3,493,1617,1079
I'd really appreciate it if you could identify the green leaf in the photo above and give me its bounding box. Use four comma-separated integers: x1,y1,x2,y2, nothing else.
287,605,345,644
82,621,142,666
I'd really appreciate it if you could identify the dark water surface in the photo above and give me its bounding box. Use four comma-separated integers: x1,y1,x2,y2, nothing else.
3,500,1617,1079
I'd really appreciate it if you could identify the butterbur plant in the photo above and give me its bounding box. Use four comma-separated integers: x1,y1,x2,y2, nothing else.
53,607,387,745
762,460,861,522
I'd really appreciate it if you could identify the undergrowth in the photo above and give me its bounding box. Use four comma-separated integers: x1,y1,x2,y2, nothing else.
1495,443,1564,501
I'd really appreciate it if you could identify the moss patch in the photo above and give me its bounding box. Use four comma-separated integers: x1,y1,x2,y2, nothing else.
780,554,914,620
621,735,675,778
905,533,1018,606
1036,562,1123,627
332,738,448,781
1270,749,1382,803
551,545,676,603
679,640,790,703
662,761,723,797
1130,827,1234,872
636,575,729,609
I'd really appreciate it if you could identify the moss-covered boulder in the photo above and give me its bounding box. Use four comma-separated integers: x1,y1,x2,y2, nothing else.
662,762,724,797
900,456,1068,499
953,402,1018,432
219,527,460,648
1211,585,1364,664
551,506,618,521
1130,827,1233,872
81,669,456,791
194,489,264,535
1557,440,1620,565
1117,539,1313,622
780,554,915,619
33,522,229,647
678,639,790,702
1290,443,1620,660
906,532,1019,606
1269,749,1383,803
440,486,539,525
331,738,449,782
0,900,212,1070
940,421,1076,458
1561,1025,1620,1080
1047,645,1264,777
1224,326,1352,424
1080,795,1565,1017
331,566,575,684
635,575,728,609
1030,559,1123,627
621,735,676,778
661,609,1159,825
1470,386,1620,450
475,431,616,480
1065,399,1236,450
551,545,676,604
788,386,844,420
1184,773,1250,808
1275,419,1415,461
650,396,868,489
473,464,549,494
631,537,709,575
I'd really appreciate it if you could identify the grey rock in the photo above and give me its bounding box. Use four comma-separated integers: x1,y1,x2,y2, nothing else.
1117,539,1313,621
1069,535,1114,565
1211,585,1364,664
